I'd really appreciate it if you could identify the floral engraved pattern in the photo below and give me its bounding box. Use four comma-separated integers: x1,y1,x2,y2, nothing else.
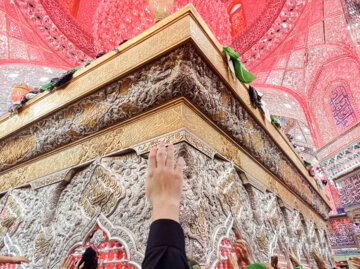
79,165,122,217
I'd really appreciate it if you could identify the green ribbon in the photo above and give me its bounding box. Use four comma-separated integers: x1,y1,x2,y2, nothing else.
245,263,267,269
295,265,304,269
304,160,312,167
70,66,81,71
270,115,278,123
223,46,256,84
41,82,51,90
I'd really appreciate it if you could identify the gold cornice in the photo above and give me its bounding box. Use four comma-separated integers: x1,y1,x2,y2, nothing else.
0,6,196,137
0,99,329,227
0,4,329,207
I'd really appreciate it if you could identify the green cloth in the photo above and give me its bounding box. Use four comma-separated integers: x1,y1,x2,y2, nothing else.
223,46,256,84
245,263,267,269
69,66,81,71
41,82,51,90
270,115,278,123
304,160,311,166
295,265,304,269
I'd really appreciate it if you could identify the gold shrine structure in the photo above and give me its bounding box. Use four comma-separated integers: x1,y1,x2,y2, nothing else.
0,5,334,268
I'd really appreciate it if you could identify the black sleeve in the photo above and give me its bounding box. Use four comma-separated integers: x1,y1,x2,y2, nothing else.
142,219,189,269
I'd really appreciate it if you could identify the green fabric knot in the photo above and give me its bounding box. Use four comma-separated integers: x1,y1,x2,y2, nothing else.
245,263,267,269
223,46,256,84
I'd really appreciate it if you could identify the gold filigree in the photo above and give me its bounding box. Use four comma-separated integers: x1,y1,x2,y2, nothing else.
221,87,229,106
251,131,264,154
135,130,185,154
120,102,140,114
31,172,65,189
184,132,215,157
268,199,281,231
74,103,110,129
119,78,132,96
66,128,83,138
211,110,227,121
217,170,242,215
256,230,269,253
0,196,22,235
279,160,313,202
1,214,16,228
64,107,75,120
34,230,52,260
190,205,206,241
89,183,111,206
80,166,122,217
0,135,36,166
0,100,329,228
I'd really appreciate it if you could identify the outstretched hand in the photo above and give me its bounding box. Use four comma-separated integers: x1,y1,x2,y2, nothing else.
10,256,30,264
227,254,240,269
58,256,84,269
234,239,253,265
146,141,185,223
289,248,301,267
311,249,327,269
353,257,360,268
0,256,30,264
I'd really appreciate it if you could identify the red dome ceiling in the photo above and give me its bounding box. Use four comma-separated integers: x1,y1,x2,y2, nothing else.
1,0,360,152
0,0,302,67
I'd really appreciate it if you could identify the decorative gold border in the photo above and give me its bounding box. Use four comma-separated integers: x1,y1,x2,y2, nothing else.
0,98,329,228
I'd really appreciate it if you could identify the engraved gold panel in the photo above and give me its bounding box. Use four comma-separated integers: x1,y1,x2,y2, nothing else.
190,205,206,241
119,78,132,96
256,230,269,253
0,100,185,192
74,103,110,129
217,170,242,216
34,230,52,260
0,196,22,236
0,99,328,228
0,135,36,166
79,165,123,217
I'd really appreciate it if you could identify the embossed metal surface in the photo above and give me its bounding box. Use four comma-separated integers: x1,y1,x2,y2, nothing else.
0,142,334,268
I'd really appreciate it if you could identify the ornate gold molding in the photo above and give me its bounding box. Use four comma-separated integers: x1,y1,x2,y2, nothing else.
0,99,328,228
0,135,36,166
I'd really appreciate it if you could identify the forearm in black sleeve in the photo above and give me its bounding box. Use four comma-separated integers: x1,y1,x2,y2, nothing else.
142,219,189,269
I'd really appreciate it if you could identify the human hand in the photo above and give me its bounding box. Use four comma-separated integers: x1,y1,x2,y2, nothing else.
8,256,30,264
74,260,84,269
146,141,185,223
234,239,253,265
271,256,279,269
311,249,320,260
286,260,294,269
58,256,84,269
289,248,301,267
311,249,326,269
58,256,72,269
352,257,360,268
227,254,240,269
